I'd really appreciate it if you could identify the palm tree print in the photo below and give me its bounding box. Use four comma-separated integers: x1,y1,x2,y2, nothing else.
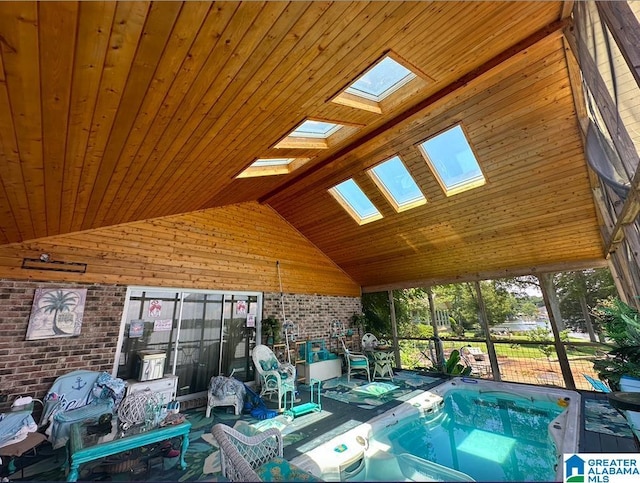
40,289,79,335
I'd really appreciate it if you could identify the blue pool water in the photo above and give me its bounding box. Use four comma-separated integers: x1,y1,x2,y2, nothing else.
367,388,566,482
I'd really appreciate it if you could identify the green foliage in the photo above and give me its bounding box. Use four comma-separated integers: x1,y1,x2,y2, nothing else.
399,320,434,339
443,349,472,376
261,316,280,343
526,326,554,360
556,268,616,329
424,349,471,376
592,298,640,389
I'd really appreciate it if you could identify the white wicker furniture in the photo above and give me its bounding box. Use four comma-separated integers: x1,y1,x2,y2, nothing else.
372,350,395,381
361,332,379,351
206,376,245,417
252,345,296,412
211,423,321,482
339,337,371,383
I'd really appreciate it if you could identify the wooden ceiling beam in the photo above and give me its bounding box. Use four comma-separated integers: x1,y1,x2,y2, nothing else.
259,17,570,204
362,258,608,293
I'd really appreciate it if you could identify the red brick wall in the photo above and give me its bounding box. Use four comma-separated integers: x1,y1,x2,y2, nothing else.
0,280,126,413
0,282,361,413
262,292,362,347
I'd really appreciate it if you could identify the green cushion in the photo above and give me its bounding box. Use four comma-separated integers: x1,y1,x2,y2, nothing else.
260,357,279,371
256,457,323,481
351,360,368,367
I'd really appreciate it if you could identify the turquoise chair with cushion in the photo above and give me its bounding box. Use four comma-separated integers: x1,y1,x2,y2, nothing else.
211,423,322,482
40,370,126,449
340,337,370,383
252,345,296,412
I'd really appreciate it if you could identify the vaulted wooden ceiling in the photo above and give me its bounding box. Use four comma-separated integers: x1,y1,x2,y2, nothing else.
0,1,606,290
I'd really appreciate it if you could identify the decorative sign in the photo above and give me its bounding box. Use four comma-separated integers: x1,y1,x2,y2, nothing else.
129,320,144,338
26,288,87,340
153,319,173,332
236,300,247,314
246,314,256,328
148,300,162,318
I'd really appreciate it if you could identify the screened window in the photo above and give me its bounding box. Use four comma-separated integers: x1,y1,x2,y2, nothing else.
369,156,426,212
329,179,382,225
418,124,485,196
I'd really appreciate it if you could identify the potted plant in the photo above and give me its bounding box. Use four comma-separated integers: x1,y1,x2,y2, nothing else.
592,298,640,390
261,316,280,346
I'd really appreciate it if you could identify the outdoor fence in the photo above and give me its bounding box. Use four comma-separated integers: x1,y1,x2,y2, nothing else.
397,336,611,391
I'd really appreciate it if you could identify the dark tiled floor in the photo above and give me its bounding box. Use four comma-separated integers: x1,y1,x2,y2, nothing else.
4,373,638,481
578,390,639,453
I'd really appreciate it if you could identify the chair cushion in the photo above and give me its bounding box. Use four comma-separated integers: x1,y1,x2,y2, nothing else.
350,359,369,367
256,456,323,481
260,357,279,371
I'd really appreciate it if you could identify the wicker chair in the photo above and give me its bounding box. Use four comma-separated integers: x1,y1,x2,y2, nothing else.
339,337,370,383
211,423,322,482
252,345,296,412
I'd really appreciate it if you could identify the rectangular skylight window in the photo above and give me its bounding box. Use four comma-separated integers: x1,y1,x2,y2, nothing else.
329,179,382,225
418,124,485,196
274,119,356,149
236,158,309,178
346,56,416,102
369,156,426,212
291,120,342,139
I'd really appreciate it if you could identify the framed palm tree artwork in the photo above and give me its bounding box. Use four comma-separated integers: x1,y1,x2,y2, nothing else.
25,288,88,340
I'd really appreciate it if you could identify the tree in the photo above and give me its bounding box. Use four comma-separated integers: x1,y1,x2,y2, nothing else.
555,268,616,339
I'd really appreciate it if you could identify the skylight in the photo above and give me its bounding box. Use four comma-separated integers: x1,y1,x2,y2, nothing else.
346,56,416,102
331,54,424,113
291,120,342,138
274,119,348,149
369,156,426,212
236,158,309,178
329,179,382,225
418,124,485,196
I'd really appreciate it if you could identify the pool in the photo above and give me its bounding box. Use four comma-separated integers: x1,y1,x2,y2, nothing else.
291,378,580,482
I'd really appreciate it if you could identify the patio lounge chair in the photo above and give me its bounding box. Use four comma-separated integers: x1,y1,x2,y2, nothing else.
459,346,491,377
211,423,322,482
252,345,296,412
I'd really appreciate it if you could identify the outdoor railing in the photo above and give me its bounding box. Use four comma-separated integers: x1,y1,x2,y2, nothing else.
396,336,611,391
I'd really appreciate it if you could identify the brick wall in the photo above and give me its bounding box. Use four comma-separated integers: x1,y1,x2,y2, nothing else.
0,279,126,413
262,292,362,346
0,282,361,413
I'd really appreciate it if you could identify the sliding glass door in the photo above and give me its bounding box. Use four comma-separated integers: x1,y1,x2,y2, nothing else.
115,287,260,401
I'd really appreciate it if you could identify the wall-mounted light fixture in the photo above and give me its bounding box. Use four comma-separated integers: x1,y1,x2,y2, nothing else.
22,256,87,273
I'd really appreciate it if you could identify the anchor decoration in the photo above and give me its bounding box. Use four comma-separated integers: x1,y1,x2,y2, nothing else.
72,376,87,391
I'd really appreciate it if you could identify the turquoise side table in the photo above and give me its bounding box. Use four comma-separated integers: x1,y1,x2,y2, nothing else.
67,419,191,482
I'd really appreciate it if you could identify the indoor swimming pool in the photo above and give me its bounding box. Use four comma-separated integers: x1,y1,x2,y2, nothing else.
291,378,580,482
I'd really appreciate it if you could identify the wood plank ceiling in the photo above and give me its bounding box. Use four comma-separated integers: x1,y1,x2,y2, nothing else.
0,1,605,291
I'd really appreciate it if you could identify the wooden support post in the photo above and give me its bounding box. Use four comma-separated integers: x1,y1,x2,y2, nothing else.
388,290,401,369
472,281,501,381
426,287,439,338
538,273,576,390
